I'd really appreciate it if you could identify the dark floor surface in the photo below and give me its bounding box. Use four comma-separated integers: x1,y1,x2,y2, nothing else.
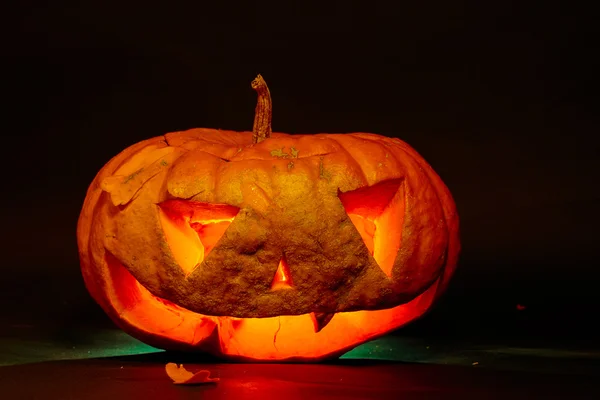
2,272,600,399
2,353,600,400
1,323,600,399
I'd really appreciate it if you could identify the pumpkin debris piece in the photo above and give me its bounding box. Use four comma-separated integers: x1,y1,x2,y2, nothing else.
165,363,219,385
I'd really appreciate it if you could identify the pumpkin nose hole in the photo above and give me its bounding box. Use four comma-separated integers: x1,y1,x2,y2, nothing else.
271,256,294,290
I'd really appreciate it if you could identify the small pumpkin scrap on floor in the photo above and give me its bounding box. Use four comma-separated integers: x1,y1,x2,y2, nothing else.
165,363,219,385
77,74,460,361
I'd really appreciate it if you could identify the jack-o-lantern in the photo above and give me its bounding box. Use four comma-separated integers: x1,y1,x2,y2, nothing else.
77,75,460,361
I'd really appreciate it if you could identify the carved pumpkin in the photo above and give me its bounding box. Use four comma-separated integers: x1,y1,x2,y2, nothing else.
77,75,460,361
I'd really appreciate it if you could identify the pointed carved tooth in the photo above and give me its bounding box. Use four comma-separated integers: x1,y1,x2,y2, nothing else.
311,312,335,333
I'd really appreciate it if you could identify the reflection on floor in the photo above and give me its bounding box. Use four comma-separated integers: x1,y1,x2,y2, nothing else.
2,323,599,377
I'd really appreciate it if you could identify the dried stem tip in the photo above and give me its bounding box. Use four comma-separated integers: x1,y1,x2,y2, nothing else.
251,74,272,144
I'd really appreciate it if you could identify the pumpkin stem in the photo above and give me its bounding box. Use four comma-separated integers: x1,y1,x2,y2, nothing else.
251,74,272,144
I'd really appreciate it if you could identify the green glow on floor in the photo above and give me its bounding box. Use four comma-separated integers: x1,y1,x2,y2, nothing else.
0,329,162,367
2,325,599,376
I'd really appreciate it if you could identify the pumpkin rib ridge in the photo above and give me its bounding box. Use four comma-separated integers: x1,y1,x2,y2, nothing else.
327,135,370,187
382,137,460,294
78,137,168,311
396,145,451,293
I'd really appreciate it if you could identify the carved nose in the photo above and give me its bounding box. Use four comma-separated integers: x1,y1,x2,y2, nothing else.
270,256,293,290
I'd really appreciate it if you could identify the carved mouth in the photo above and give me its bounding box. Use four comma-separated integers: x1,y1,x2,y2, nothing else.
103,245,443,361
105,251,337,333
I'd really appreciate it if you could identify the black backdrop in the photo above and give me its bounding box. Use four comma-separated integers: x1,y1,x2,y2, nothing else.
3,1,598,343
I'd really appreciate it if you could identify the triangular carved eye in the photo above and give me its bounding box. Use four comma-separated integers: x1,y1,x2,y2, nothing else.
271,256,294,291
338,179,404,277
158,200,239,276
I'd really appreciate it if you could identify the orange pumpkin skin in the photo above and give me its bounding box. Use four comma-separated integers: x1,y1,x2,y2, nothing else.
77,128,460,361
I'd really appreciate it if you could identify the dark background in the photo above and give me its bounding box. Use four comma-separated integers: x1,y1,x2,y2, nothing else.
3,1,598,345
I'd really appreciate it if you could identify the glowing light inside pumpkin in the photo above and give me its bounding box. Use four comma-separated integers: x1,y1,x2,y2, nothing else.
104,250,439,360
271,257,294,290
190,220,234,256
158,200,239,276
339,179,404,277
347,215,376,254
106,251,218,345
